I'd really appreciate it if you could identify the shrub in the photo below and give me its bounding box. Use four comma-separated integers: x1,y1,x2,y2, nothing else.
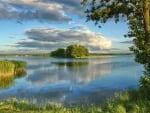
139,76,150,99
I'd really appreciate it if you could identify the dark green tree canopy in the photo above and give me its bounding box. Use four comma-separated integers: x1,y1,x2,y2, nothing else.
50,45,89,58
51,48,66,57
82,0,150,75
66,44,89,58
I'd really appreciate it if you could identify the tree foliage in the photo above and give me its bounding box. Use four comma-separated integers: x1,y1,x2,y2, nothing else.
66,45,89,58
82,0,150,75
51,48,66,57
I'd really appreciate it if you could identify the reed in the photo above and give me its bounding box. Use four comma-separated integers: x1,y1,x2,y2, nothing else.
0,60,27,89
0,60,15,77
11,60,27,77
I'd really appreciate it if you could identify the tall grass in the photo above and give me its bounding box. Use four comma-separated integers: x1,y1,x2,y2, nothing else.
0,60,27,89
0,98,103,113
0,90,149,113
11,60,27,77
0,60,15,77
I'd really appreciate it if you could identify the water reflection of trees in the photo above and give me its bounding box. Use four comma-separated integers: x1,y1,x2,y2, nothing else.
27,60,112,86
52,61,88,69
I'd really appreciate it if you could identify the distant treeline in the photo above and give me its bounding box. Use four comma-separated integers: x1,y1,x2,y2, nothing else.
90,52,133,56
0,53,133,58
0,53,50,57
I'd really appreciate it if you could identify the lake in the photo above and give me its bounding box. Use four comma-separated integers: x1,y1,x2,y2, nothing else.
0,55,143,106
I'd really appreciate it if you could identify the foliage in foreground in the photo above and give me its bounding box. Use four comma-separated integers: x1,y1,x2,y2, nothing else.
0,98,102,113
0,76,150,113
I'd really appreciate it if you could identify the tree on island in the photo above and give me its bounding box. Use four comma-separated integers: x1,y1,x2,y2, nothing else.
50,44,89,58
66,44,89,58
81,0,150,103
51,48,66,57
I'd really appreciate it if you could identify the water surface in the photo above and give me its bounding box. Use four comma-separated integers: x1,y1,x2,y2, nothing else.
0,55,143,106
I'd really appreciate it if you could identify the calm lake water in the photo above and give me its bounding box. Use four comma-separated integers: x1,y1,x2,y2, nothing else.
0,55,143,106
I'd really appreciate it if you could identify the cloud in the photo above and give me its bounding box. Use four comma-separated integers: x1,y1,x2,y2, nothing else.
0,0,86,23
0,0,71,23
15,39,61,52
49,0,85,17
43,0,85,17
15,25,112,52
120,40,133,44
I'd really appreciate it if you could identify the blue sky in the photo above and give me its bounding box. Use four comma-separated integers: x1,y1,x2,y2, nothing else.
0,0,132,54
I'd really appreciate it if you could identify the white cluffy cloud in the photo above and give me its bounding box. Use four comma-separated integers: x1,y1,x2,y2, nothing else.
15,25,112,52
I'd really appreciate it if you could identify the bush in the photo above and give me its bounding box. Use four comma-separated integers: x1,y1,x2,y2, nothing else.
139,76,150,99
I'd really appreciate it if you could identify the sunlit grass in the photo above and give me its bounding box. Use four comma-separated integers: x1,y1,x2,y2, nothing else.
0,60,27,89
0,85,149,113
0,60,15,77
103,91,150,113
0,98,103,113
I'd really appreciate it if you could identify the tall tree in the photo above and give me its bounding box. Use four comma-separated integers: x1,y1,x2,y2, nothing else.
82,0,150,75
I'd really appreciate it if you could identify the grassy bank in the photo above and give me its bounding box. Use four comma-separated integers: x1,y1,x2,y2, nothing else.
0,76,149,113
0,92,149,113
0,98,102,113
0,60,26,89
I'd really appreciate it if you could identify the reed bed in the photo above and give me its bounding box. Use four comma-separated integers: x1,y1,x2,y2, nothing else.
0,60,15,77
12,60,27,77
0,60,27,89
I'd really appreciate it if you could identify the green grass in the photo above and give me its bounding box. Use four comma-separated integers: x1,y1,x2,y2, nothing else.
102,76,150,113
103,91,150,113
0,98,103,113
0,60,27,89
11,60,27,77
0,60,15,77
0,80,150,113
0,60,26,76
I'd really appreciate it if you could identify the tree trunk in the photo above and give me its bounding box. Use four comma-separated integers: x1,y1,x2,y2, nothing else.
144,0,150,44
143,0,150,75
